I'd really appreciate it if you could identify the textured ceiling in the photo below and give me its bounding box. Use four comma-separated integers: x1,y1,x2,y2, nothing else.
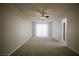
14,3,78,20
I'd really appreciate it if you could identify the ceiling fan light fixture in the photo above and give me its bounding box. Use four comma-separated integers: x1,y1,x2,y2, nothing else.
41,16,46,20
41,12,49,20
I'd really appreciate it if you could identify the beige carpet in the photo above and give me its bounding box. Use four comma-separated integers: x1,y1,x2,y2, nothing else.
11,38,79,56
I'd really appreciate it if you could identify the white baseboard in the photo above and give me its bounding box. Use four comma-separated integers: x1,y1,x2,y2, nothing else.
67,46,79,54
51,37,60,41
8,37,31,56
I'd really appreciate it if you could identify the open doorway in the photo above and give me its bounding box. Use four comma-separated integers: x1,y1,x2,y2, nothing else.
62,18,67,46
63,22,65,41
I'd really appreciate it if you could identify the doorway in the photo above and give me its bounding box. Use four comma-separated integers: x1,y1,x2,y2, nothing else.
62,18,67,46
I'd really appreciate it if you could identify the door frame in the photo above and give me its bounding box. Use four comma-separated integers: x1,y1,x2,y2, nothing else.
62,18,67,46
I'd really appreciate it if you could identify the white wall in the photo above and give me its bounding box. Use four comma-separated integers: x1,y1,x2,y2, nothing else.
52,19,62,42
0,4,32,55
61,7,79,54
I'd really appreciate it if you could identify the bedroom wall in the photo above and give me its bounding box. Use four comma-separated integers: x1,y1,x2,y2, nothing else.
61,6,79,54
52,19,62,42
0,4,32,55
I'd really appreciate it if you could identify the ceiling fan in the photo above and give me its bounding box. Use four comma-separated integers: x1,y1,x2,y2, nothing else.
35,8,49,20
41,11,49,20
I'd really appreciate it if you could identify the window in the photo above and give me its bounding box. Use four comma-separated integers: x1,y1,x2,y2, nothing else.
35,23,48,37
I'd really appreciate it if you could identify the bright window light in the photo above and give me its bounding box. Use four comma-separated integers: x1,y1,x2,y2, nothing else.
36,24,48,37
